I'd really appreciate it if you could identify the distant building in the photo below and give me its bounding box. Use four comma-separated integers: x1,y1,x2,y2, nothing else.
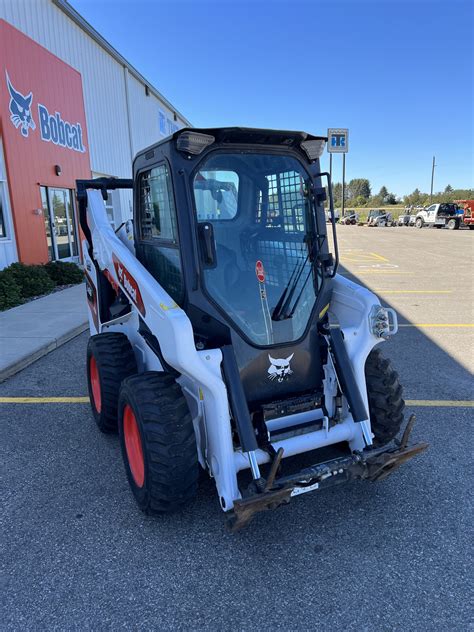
0,0,190,267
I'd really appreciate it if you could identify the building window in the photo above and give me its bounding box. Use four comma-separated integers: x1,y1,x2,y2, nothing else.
0,183,7,238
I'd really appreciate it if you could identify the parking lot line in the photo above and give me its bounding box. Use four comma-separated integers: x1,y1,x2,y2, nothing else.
374,290,453,294
406,400,473,408
369,252,390,262
355,270,413,274
0,397,89,403
399,323,474,328
0,397,472,408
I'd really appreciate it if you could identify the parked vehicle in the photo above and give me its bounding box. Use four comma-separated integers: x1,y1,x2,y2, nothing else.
397,211,411,226
367,209,394,227
76,126,426,530
340,212,359,225
326,208,340,223
415,203,461,229
408,214,417,226
455,199,474,229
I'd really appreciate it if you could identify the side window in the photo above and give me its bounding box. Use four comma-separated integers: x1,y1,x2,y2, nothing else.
193,169,239,221
137,163,184,304
139,164,177,242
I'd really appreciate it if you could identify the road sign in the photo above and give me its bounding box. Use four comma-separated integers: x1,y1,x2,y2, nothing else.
327,128,349,153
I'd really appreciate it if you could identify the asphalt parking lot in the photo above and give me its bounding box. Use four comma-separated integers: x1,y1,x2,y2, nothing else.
1,226,473,630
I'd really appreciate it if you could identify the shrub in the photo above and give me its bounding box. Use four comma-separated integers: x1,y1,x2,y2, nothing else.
0,269,23,310
7,262,55,299
44,261,84,285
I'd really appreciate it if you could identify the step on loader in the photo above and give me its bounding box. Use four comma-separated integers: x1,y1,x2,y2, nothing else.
77,127,427,530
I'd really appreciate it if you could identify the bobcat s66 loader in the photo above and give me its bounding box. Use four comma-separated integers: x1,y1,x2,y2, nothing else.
77,127,427,530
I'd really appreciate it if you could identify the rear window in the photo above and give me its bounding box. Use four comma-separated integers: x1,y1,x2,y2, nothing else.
439,204,457,214
194,170,239,221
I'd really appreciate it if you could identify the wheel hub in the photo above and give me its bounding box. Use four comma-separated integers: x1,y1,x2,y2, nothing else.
123,405,145,488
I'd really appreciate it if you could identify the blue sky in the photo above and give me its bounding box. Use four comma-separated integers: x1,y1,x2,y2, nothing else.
72,0,473,197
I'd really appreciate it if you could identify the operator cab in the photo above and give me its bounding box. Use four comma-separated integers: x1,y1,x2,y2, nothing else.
133,128,337,407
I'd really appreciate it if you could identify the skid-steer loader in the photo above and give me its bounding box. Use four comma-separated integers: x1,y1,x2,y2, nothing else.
77,127,427,530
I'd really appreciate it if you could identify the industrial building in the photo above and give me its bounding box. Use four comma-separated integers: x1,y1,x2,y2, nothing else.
0,0,190,268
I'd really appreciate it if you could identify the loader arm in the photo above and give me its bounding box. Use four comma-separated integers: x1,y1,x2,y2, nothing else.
77,181,242,508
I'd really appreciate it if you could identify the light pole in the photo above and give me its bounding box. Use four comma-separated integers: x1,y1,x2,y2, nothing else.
430,156,436,202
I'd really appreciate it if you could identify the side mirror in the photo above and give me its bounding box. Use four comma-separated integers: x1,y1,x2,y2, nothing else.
198,222,217,267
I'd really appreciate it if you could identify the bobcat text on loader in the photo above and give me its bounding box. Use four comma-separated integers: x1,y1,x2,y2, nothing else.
77,127,427,530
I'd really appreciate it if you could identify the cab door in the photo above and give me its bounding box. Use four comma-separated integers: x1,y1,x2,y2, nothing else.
426,205,437,223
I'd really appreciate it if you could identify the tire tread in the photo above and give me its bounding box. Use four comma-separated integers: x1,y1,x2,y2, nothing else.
87,333,137,433
118,372,198,514
365,348,405,446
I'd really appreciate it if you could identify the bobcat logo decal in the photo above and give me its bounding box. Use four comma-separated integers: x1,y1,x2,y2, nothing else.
6,72,36,138
268,353,294,382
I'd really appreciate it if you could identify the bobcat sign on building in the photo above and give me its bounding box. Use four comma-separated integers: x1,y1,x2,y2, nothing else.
0,19,90,266
0,1,190,269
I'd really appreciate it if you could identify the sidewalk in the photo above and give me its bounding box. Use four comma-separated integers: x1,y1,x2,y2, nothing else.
0,284,88,382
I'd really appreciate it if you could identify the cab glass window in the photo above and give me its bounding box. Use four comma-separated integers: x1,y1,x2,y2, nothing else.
137,164,183,304
194,170,239,221
139,164,177,241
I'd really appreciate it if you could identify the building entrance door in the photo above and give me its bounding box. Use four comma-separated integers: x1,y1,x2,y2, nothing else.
40,187,79,261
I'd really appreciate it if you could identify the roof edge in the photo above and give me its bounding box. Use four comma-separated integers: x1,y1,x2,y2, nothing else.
52,0,192,127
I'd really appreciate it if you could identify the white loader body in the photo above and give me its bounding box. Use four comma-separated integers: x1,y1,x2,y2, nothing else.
83,189,396,511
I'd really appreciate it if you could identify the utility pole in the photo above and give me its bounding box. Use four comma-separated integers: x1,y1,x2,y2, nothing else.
341,153,346,217
430,155,436,202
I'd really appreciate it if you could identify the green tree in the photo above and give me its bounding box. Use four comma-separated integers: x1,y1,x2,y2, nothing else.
378,186,389,201
347,178,371,200
444,184,453,193
332,182,342,207
406,188,423,206
385,192,397,205
352,195,368,207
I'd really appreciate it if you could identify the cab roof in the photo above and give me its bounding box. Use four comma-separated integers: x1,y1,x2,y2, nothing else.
135,126,327,162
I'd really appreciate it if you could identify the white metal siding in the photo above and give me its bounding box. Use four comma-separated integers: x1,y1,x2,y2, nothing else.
0,0,188,184
126,71,182,157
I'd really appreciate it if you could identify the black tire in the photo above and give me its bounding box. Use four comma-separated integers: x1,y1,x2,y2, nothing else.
365,348,405,446
415,218,423,228
447,219,456,230
469,225,474,230
118,372,198,514
87,333,137,433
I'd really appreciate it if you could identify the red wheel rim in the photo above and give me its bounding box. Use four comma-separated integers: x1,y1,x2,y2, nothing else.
123,405,145,488
89,356,102,413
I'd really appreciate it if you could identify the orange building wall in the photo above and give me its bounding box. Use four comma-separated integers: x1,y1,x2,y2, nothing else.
0,19,91,264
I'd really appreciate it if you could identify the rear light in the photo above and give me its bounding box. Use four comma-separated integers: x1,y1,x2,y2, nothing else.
177,131,215,155
301,139,326,160
369,305,398,339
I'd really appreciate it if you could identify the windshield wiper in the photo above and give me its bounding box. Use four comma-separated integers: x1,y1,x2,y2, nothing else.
271,253,309,321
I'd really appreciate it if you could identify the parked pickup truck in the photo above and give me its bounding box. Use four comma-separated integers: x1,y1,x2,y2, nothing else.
415,203,461,230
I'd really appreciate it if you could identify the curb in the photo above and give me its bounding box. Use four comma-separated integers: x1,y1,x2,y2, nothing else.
0,321,89,383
